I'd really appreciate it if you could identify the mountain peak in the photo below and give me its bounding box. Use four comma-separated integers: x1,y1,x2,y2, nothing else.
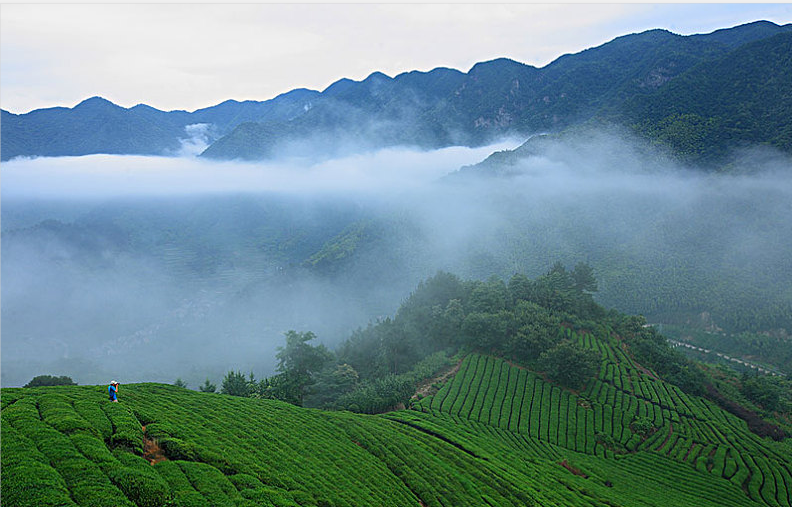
74,96,121,111
468,58,528,75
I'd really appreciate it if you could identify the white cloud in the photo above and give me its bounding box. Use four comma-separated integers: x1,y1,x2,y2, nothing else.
0,140,520,199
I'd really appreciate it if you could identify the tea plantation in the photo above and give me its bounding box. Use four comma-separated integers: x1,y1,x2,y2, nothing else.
4,321,790,507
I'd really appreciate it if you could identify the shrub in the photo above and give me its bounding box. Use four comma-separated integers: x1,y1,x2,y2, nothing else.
70,432,117,465
107,452,172,507
228,473,265,491
0,457,77,507
73,400,113,439
24,375,77,387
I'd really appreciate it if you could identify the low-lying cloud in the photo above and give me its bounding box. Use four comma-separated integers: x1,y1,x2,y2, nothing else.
2,131,791,387
2,140,520,200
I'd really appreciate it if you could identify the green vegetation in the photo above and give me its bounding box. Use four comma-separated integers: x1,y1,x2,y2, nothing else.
4,267,791,506
4,376,783,507
24,375,77,387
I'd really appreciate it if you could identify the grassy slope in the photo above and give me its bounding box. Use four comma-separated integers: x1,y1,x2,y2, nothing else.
3,327,790,507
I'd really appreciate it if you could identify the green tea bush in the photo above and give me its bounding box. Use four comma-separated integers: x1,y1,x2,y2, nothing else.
290,490,318,506
144,421,180,439
0,456,77,507
178,460,241,507
38,394,98,437
73,399,113,439
229,473,266,491
171,491,211,507
103,403,143,453
106,452,172,507
2,396,40,426
160,437,201,461
69,432,117,464
240,488,299,507
59,456,135,507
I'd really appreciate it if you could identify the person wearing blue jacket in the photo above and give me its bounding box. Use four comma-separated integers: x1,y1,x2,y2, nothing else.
108,380,119,402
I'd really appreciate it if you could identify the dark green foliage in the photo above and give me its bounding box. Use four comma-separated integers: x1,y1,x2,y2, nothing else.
333,375,414,414
303,363,359,409
539,340,601,389
24,374,77,387
616,315,707,396
741,375,784,412
622,31,792,166
198,378,217,393
630,416,655,437
272,330,333,406
221,370,251,397
173,378,188,389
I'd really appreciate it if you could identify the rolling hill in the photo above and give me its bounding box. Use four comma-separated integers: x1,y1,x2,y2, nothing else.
4,321,790,506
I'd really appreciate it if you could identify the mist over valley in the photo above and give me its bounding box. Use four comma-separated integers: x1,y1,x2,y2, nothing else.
5,11,792,507
3,130,791,387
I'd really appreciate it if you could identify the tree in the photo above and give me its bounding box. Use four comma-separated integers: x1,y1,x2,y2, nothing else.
173,378,188,389
276,330,333,405
572,262,598,293
539,340,600,389
24,375,77,387
507,301,562,364
221,370,251,397
199,378,217,393
304,363,359,409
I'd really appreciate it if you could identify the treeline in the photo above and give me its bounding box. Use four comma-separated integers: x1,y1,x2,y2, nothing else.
213,263,611,412
207,262,783,427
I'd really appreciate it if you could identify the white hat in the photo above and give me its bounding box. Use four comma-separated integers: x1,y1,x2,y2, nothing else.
111,380,118,385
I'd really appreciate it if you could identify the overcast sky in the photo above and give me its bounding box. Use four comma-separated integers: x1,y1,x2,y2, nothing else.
2,3,791,114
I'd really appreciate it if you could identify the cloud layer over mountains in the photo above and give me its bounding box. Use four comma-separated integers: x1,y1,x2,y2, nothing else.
3,131,791,387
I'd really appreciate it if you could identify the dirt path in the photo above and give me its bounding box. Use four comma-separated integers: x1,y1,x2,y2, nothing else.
411,358,464,401
142,425,168,465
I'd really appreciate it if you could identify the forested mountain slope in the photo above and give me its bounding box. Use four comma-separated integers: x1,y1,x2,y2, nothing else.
3,21,790,163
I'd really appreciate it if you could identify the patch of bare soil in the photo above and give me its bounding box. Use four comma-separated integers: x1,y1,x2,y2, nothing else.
411,358,464,400
141,425,168,465
559,459,588,478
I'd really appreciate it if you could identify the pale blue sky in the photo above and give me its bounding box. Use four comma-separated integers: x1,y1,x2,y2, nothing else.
2,3,790,114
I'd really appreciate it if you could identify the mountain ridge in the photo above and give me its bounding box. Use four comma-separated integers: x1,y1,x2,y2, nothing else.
2,20,791,162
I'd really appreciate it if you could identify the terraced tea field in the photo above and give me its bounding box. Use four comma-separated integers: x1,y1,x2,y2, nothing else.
4,324,790,506
3,372,780,507
415,327,792,507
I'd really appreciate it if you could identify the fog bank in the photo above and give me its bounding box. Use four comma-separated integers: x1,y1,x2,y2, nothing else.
3,133,791,387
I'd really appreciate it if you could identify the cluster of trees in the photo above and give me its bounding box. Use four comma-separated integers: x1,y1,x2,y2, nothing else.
338,262,602,385
23,375,77,387
613,315,707,396
212,263,607,410
217,262,788,414
740,373,791,414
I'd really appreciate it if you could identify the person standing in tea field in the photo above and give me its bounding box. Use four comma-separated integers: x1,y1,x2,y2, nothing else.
108,380,119,402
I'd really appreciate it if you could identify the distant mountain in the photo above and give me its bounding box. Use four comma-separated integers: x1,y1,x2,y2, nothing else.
620,30,792,165
1,89,319,161
461,27,792,172
2,21,790,163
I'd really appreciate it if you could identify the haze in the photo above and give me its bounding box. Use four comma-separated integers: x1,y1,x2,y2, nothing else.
3,130,791,387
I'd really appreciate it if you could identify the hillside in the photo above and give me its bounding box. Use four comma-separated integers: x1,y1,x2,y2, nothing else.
3,21,791,163
4,350,789,506
3,369,786,507
4,268,792,507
